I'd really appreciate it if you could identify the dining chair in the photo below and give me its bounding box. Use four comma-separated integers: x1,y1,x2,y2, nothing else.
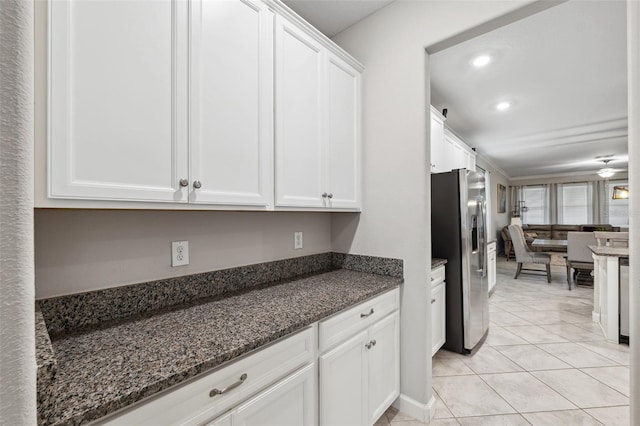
566,231,597,290
508,224,552,283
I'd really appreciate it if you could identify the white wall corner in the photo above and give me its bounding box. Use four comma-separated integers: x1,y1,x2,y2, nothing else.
392,393,436,423
0,0,36,424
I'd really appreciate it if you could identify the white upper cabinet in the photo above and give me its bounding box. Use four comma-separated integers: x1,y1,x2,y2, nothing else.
275,16,362,210
46,0,362,211
430,107,446,173
189,0,274,206
49,0,189,202
325,53,361,209
275,16,325,208
442,128,476,173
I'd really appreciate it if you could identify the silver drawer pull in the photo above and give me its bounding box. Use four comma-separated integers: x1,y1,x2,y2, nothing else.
431,277,435,282
360,308,374,318
365,339,377,350
209,373,247,397
431,298,436,304
371,339,376,346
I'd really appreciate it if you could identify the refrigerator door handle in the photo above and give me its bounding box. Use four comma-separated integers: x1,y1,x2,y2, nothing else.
477,200,486,277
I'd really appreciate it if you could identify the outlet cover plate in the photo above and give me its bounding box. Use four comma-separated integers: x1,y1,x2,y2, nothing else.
171,241,189,266
294,232,303,249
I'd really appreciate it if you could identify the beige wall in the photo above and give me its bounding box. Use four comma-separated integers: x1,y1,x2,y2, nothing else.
331,0,536,416
476,155,511,246
35,210,332,299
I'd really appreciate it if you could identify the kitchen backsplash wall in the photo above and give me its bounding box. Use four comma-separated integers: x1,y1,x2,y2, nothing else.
35,209,332,299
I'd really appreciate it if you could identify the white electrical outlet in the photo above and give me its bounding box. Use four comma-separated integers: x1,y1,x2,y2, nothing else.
171,241,189,266
294,232,303,249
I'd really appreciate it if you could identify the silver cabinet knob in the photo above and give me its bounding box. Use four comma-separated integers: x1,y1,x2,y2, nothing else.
179,178,189,187
327,193,333,199
431,298,436,304
322,192,328,198
193,180,202,189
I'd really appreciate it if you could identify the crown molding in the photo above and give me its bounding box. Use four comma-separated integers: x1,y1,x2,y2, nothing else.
510,169,629,182
495,118,628,149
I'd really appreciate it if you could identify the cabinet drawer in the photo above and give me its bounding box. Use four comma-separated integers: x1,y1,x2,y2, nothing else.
319,289,398,353
95,327,315,426
431,265,445,287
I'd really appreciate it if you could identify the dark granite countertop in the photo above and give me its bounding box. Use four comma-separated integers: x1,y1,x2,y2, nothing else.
39,269,401,426
431,258,447,269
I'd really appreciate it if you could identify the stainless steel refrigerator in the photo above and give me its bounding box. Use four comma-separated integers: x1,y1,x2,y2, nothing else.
431,169,489,354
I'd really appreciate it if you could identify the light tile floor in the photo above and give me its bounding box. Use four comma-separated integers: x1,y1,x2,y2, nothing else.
375,257,630,425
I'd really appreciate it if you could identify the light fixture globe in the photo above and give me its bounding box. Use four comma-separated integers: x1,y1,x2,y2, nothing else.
598,168,615,178
597,159,615,178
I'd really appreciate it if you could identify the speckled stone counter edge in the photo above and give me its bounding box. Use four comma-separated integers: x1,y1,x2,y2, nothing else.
35,307,56,387
431,258,448,269
39,252,402,337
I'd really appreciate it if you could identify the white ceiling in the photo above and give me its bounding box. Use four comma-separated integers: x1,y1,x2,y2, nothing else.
282,0,394,38
430,0,628,178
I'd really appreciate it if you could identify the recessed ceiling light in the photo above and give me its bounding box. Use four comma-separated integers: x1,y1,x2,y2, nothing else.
472,55,491,68
495,101,511,111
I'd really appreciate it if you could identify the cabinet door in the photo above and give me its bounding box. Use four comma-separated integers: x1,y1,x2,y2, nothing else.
367,312,400,424
275,16,325,207
488,251,497,293
233,365,316,426
49,0,188,202
206,412,232,426
431,283,446,356
325,54,361,209
443,134,456,172
189,0,273,206
430,110,445,173
319,330,368,426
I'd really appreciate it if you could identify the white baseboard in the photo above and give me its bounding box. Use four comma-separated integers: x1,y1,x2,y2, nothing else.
593,311,600,322
392,393,436,423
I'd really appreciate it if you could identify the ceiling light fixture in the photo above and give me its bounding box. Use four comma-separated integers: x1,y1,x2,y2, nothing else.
495,101,511,111
597,159,615,178
472,55,491,68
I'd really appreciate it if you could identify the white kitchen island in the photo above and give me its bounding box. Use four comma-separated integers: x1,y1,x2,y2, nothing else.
590,244,629,343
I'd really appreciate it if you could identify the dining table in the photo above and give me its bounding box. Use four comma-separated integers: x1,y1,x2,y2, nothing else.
531,238,568,252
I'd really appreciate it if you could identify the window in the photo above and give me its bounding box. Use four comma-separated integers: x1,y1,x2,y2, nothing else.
521,186,548,224
558,182,592,224
608,180,629,227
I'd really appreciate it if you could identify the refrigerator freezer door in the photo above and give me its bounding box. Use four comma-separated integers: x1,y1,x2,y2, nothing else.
462,170,489,350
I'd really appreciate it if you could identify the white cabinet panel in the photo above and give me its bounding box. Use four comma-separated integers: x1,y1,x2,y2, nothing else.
49,0,188,202
319,330,368,426
325,54,361,209
488,242,497,293
430,107,445,173
207,413,232,426
319,289,399,426
233,365,316,426
368,312,400,424
431,282,446,356
190,0,273,206
275,16,325,207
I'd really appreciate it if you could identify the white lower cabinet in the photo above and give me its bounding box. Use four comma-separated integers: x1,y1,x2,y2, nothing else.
319,289,400,426
487,242,497,293
208,365,315,426
431,265,446,356
94,328,315,426
92,289,400,426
